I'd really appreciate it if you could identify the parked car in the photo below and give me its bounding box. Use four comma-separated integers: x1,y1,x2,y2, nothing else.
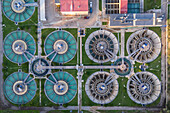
84,16,90,19
90,2,92,8
90,2,92,13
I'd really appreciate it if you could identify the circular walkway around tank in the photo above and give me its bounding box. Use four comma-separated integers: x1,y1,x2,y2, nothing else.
2,0,35,22
44,30,77,64
3,72,37,104
44,71,77,104
3,30,36,64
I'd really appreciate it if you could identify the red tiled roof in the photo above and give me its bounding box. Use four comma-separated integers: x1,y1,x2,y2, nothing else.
60,0,88,12
121,0,128,14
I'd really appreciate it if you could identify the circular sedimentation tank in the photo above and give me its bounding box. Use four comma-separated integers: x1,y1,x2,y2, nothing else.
2,0,35,22
3,72,36,104
30,58,50,77
85,71,119,104
127,30,161,63
3,30,36,64
44,71,77,104
85,30,119,63
114,58,133,76
44,30,77,64
127,72,161,105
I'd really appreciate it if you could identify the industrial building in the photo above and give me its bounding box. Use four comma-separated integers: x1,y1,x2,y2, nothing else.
59,0,88,16
105,0,141,14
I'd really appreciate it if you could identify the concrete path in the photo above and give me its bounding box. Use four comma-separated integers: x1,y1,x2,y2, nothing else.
78,73,83,113
159,0,168,107
42,65,119,70
9,106,162,111
80,36,82,65
37,0,42,57
120,29,125,57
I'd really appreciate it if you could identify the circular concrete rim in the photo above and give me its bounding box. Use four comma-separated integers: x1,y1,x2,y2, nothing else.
13,81,28,95
85,71,119,104
12,40,27,54
3,72,37,104
3,30,36,64
53,80,68,95
127,71,161,105
85,30,119,63
2,0,35,22
11,0,26,13
31,58,50,77
44,30,77,64
126,29,161,63
44,71,77,104
53,40,68,54
113,57,133,77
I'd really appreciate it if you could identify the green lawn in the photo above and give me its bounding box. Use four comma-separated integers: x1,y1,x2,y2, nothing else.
125,32,132,56
41,28,58,56
144,0,161,12
102,22,107,25
82,28,100,65
99,0,102,11
82,69,100,106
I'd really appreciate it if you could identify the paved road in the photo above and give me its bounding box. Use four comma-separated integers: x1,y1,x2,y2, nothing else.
9,106,162,111
80,36,82,64
37,0,42,57
159,0,168,107
0,0,10,107
42,65,120,70
160,27,167,106
120,29,125,57
78,73,83,113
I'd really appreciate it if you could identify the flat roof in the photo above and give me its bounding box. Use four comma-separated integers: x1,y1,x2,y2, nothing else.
55,0,60,3
121,0,128,14
40,0,46,21
60,0,88,12
110,13,156,26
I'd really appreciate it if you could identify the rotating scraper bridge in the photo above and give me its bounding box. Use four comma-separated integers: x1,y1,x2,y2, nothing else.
1,2,163,110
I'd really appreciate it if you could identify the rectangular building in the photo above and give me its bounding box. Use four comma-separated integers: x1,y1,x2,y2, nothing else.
109,13,156,28
105,0,140,14
60,0,88,16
